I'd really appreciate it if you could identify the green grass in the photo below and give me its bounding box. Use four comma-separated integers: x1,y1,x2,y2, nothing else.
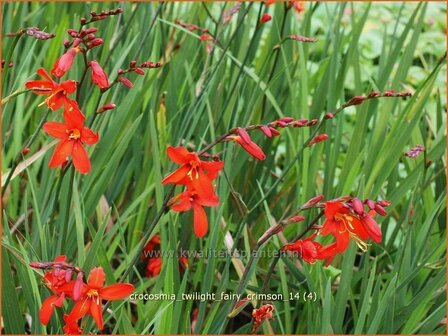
2,1,446,335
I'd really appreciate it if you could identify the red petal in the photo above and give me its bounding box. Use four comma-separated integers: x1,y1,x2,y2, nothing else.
100,284,134,300
61,80,77,94
25,80,54,93
239,139,266,160
63,100,85,129
81,127,99,145
87,267,105,289
37,68,54,82
43,122,67,139
47,91,65,111
324,201,347,218
48,140,74,168
162,165,190,185
171,193,192,212
196,192,219,207
193,204,208,238
51,48,77,78
54,255,67,263
167,146,190,164
201,160,224,173
72,142,91,174
39,295,60,325
89,300,104,330
68,297,91,321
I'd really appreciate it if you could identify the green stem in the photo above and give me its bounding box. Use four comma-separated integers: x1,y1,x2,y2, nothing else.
1,89,31,105
59,167,75,248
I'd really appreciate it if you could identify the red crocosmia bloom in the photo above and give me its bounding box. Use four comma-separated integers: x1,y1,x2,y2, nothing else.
63,98,86,123
43,109,99,174
282,233,324,264
146,257,163,277
319,201,382,254
226,128,266,160
51,47,81,78
90,60,110,89
169,189,219,238
25,68,77,111
162,146,224,195
67,267,134,330
252,304,275,332
291,1,305,14
63,314,82,335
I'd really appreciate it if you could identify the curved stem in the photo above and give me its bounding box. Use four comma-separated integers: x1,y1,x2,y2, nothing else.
1,89,31,105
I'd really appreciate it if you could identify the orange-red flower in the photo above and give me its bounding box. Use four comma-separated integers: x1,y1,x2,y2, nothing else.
90,60,110,89
142,235,188,277
226,128,266,160
43,107,99,174
319,200,382,254
282,233,325,264
63,314,82,335
25,68,77,111
169,189,219,238
65,267,134,330
252,303,275,332
162,146,224,195
51,47,81,78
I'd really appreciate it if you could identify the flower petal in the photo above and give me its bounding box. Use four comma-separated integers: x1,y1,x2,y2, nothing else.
61,80,77,94
100,283,134,300
72,142,91,174
43,122,68,139
162,165,190,185
193,204,208,238
81,127,99,145
87,267,105,289
89,300,104,330
361,214,382,243
48,140,74,168
39,295,61,325
167,146,190,164
68,297,91,321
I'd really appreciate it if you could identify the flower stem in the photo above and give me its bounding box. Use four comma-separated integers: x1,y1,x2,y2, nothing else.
1,88,31,105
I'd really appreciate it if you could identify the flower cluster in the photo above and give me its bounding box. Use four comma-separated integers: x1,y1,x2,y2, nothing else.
30,257,134,333
251,303,275,333
283,196,390,265
23,8,161,174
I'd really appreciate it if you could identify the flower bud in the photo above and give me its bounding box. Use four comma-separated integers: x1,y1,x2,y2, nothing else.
130,60,137,68
118,76,134,88
90,38,103,47
308,134,328,146
304,194,324,207
374,204,387,216
97,103,116,113
80,17,87,25
368,91,380,98
324,112,334,119
259,125,272,138
377,200,391,207
366,199,376,210
260,13,272,24
307,119,318,126
288,215,305,223
85,27,98,34
351,198,364,215
135,67,145,75
22,147,30,155
347,96,365,106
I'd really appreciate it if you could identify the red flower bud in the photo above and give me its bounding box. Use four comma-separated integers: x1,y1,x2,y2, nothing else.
199,34,213,41
130,60,137,68
366,199,376,210
51,47,80,78
377,200,391,207
351,198,364,215
308,134,328,146
307,119,318,126
290,34,317,43
22,147,30,155
85,27,98,34
347,95,365,106
324,112,334,119
288,215,305,223
269,127,280,136
90,38,103,47
260,125,272,138
80,17,87,25
293,119,308,127
374,204,387,216
260,13,272,24
97,103,116,113
72,38,83,48
90,60,109,89
279,117,294,123
304,194,324,207
118,76,134,88
368,91,380,98
134,67,145,75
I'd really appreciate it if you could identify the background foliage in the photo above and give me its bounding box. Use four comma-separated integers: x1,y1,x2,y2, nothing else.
2,1,446,334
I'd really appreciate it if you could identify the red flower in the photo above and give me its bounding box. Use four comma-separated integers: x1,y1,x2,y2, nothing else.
51,47,81,78
25,68,77,111
226,128,266,160
66,267,134,330
142,235,188,277
282,233,325,264
63,314,82,335
162,146,224,195
252,304,275,332
90,60,110,89
319,200,382,254
43,107,99,174
169,189,219,238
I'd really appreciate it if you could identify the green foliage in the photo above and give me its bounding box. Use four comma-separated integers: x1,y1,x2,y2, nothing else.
2,1,446,334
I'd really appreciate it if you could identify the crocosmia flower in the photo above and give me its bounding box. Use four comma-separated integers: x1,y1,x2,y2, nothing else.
225,127,266,160
51,47,81,78
282,233,324,264
25,68,76,110
320,200,382,253
162,146,224,195
43,108,99,174
252,304,275,332
90,60,110,89
65,267,134,330
169,188,219,238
